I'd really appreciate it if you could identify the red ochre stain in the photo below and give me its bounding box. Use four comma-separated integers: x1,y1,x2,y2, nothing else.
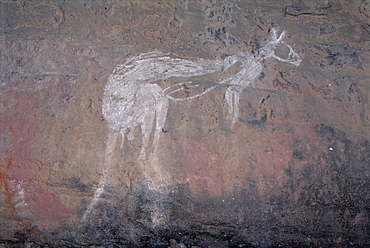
0,155,17,217
0,155,37,233
1,92,68,230
182,139,223,197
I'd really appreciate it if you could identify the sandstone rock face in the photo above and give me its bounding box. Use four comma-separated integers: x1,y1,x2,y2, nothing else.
1,0,369,247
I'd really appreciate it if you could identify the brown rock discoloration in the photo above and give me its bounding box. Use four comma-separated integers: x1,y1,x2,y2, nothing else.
1,0,370,247
182,138,223,197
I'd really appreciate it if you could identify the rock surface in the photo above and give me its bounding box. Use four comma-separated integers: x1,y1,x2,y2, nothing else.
0,0,369,247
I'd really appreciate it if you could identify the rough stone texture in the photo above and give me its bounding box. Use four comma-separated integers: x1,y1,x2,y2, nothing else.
0,0,369,247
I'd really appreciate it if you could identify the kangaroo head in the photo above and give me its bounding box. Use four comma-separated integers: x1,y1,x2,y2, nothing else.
258,27,301,67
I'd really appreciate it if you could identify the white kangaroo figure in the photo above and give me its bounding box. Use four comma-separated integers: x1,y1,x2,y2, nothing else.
82,27,301,220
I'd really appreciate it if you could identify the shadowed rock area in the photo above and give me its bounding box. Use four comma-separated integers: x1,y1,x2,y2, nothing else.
0,0,369,247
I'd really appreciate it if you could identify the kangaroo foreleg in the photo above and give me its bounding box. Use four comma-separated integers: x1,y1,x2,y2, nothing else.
233,90,241,122
225,87,243,125
225,87,235,123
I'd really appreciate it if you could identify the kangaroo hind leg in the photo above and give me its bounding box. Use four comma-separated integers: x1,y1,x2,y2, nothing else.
225,87,243,125
152,96,169,157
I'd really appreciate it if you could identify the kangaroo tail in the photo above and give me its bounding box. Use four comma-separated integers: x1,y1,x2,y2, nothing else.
81,130,119,222
81,169,108,221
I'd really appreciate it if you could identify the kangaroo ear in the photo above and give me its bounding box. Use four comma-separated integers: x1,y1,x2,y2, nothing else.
270,27,277,41
277,30,287,42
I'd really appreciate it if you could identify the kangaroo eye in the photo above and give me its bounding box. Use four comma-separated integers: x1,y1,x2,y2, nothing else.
259,50,266,57
275,43,290,59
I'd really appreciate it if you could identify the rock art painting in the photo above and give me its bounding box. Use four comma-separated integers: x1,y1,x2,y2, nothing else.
82,27,301,220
